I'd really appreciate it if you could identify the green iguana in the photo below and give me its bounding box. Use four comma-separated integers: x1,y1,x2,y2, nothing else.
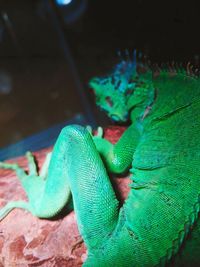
0,51,200,266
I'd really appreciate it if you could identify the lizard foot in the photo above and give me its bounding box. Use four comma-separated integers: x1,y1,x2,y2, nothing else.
0,151,52,220
86,125,104,138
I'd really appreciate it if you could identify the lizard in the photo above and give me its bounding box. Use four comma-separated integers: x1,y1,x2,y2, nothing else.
0,51,200,266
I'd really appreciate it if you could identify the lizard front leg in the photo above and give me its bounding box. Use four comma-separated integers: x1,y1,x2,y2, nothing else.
89,117,141,175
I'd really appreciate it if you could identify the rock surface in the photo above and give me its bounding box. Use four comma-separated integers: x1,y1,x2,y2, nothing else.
0,126,131,267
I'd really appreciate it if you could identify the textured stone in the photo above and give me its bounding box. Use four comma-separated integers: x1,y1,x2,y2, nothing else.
0,126,130,266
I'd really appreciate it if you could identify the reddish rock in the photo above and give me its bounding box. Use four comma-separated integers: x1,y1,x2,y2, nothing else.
0,126,131,266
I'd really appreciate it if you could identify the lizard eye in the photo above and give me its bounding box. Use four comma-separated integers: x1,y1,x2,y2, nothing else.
105,96,113,107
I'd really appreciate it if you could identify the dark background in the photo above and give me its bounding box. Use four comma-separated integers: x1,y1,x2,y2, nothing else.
0,0,199,148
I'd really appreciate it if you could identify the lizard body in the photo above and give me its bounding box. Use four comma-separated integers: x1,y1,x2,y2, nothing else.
0,53,200,266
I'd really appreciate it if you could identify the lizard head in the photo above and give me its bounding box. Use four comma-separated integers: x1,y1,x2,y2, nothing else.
89,52,151,122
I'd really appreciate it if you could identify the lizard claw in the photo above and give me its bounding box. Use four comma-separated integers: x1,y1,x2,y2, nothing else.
96,126,103,138
0,161,19,171
86,126,104,138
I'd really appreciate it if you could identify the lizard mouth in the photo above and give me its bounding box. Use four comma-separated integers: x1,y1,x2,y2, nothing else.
111,114,120,121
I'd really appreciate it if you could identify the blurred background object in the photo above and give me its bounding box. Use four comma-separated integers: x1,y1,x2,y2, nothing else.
0,0,200,159
56,0,73,5
0,71,12,94
55,0,88,24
